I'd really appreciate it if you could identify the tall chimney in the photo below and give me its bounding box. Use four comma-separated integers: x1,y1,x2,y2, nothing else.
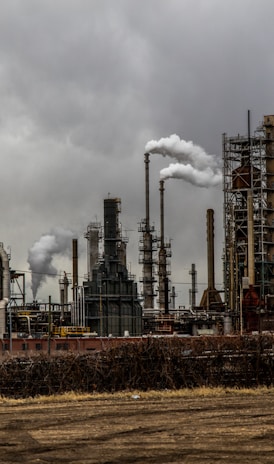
189,263,197,309
160,180,164,248
200,209,222,310
142,153,155,309
145,153,150,231
207,208,215,290
158,180,168,312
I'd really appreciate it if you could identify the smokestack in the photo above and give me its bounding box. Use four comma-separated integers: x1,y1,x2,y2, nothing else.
158,180,168,313
59,271,69,323
145,153,150,230
207,209,215,290
160,179,164,248
189,263,197,309
142,153,155,309
200,209,222,310
72,239,78,300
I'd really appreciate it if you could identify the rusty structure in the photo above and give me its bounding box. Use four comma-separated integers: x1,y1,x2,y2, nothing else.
200,209,223,310
223,113,274,332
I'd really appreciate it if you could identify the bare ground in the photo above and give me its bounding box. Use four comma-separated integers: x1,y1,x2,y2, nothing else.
0,391,274,464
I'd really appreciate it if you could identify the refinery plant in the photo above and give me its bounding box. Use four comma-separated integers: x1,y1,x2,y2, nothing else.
223,114,274,333
1,114,274,351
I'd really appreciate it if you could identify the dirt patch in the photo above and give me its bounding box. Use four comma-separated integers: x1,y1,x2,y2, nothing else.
0,392,274,463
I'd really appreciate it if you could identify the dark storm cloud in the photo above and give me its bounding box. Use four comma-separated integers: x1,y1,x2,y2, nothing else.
0,0,274,303
0,1,151,154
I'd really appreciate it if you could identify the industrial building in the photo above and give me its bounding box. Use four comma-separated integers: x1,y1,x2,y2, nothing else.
83,197,143,337
138,149,225,335
223,113,274,332
0,197,143,341
140,114,274,335
1,113,274,346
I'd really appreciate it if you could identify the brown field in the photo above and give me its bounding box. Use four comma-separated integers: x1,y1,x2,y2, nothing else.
0,388,274,464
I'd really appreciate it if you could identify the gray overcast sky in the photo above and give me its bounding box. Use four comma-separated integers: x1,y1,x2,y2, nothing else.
1,0,274,304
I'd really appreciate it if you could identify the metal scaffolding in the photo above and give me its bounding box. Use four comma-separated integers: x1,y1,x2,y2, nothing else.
223,115,274,319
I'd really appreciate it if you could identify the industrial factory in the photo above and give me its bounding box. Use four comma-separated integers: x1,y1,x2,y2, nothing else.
1,114,274,350
223,113,274,333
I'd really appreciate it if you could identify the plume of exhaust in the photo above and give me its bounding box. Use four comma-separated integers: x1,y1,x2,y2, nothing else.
28,227,74,300
145,134,222,188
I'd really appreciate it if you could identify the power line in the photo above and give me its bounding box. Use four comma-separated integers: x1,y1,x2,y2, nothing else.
14,269,90,281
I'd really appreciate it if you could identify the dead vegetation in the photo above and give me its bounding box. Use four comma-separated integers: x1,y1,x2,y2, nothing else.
0,335,274,398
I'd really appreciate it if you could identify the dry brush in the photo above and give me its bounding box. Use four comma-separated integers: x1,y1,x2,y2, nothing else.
0,335,274,398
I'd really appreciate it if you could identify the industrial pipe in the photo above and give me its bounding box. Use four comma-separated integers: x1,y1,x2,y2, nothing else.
247,189,255,286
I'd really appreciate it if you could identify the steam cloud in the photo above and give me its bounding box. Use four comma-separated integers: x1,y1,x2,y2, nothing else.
145,134,222,188
28,227,74,299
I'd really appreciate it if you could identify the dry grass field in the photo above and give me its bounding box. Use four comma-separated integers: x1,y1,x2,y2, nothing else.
0,388,274,463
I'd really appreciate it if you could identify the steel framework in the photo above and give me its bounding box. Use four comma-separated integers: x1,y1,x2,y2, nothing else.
223,115,274,316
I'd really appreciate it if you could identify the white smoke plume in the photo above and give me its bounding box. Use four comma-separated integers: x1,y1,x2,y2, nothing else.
145,134,222,188
27,227,74,300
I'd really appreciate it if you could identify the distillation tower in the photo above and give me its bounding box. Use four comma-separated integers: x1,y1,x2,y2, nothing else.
83,197,142,336
223,114,274,331
157,180,171,312
139,153,157,309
